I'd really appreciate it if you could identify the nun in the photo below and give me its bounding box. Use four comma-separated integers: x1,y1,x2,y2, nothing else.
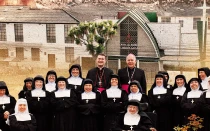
113,100,156,131
45,70,57,92
0,81,16,131
128,80,150,111
67,64,84,95
200,76,210,131
181,78,204,126
77,79,101,131
198,67,210,90
101,74,128,131
8,98,36,131
18,77,33,99
26,75,51,131
171,74,188,128
148,74,172,131
51,76,78,131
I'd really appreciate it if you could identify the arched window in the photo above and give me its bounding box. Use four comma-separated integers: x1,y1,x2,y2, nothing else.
120,16,138,56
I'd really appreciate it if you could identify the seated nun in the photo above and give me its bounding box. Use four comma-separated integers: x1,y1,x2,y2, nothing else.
113,100,156,131
8,98,36,131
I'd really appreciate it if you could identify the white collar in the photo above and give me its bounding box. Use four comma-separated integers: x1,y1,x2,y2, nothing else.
0,95,10,104
128,93,142,101
124,112,140,125
106,86,121,98
201,77,208,90
187,90,203,98
55,88,70,98
153,86,167,95
67,77,83,85
45,83,56,92
173,86,186,96
31,88,46,97
81,92,96,99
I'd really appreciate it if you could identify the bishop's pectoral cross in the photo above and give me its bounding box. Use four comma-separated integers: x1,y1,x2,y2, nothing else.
38,97,40,101
130,125,133,130
113,98,116,102
191,99,194,104
2,105,5,110
86,99,89,103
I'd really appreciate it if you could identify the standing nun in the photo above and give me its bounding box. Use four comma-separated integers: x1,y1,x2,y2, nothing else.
128,80,150,111
0,81,16,131
181,78,204,126
26,75,51,131
198,67,210,90
18,77,33,99
8,98,36,131
51,76,78,131
67,64,84,96
148,74,172,131
171,75,188,128
200,76,210,131
45,70,57,92
77,79,101,131
101,74,128,131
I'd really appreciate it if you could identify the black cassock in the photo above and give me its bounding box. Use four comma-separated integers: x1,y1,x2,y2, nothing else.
148,89,172,131
51,90,78,131
77,92,101,131
9,114,36,131
86,67,113,90
200,92,210,131
118,67,147,93
171,91,187,128
113,112,153,131
26,91,51,131
101,90,128,131
0,96,16,131
181,93,203,127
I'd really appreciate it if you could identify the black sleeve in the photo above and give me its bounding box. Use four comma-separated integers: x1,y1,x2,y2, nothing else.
136,115,153,131
8,96,16,115
140,70,147,94
28,115,37,131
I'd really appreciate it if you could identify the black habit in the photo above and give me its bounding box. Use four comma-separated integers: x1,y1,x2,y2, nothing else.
200,91,210,131
9,114,36,131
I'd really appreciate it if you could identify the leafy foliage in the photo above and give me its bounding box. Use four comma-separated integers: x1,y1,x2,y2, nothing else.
174,114,204,131
68,21,118,56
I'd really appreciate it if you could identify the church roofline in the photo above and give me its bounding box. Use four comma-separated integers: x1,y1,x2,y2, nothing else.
116,8,161,58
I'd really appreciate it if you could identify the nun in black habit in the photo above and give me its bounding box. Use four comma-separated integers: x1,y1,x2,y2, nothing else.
200,76,210,131
181,78,204,127
8,98,36,131
0,81,16,131
45,70,57,92
128,80,150,112
158,71,173,90
171,74,188,128
101,74,128,131
18,77,33,99
67,64,84,96
26,75,51,131
51,76,78,131
148,74,172,131
113,100,156,131
77,79,101,131
198,67,210,90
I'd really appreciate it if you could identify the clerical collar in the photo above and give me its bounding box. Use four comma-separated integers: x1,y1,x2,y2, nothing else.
201,77,208,90
124,110,140,125
128,67,135,71
97,67,104,71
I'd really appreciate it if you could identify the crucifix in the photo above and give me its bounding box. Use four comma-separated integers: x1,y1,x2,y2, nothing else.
38,97,40,101
130,125,133,130
157,95,161,99
75,85,77,89
113,98,116,102
176,96,179,99
191,99,194,104
86,99,89,103
2,105,5,110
